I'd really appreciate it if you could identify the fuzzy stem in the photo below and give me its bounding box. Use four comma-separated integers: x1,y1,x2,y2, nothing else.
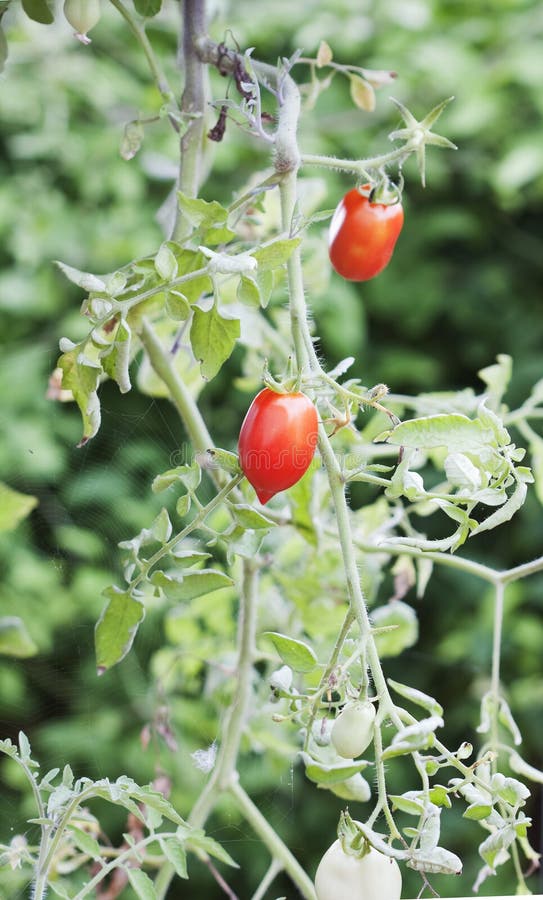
173,0,208,240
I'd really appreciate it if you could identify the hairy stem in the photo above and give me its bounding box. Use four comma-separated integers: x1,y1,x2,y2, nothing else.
173,0,208,240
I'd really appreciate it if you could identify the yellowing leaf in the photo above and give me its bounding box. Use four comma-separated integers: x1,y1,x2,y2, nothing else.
316,40,333,68
349,75,376,112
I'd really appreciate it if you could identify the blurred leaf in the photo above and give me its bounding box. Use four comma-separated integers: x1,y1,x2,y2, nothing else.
0,483,37,532
22,0,53,24
134,0,162,16
349,75,375,111
0,618,37,658
127,869,157,900
151,569,234,601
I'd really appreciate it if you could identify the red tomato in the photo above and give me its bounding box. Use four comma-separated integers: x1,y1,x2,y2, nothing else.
328,186,404,281
238,388,318,504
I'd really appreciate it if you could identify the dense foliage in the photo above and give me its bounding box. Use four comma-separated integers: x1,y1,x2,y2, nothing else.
1,1,542,898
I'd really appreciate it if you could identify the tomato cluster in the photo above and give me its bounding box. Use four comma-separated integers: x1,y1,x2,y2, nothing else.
328,186,404,281
238,388,318,504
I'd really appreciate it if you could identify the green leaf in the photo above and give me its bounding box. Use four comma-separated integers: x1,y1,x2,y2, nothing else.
251,238,301,272
386,413,494,452
100,320,132,394
0,483,38,532
0,617,38,658
479,826,516,870
176,192,228,231
127,869,157,900
133,0,162,16
68,825,102,860
478,354,512,405
300,752,369,785
509,752,543,785
131,785,187,826
176,494,191,517
160,838,188,879
58,349,101,445
152,462,201,494
262,632,317,673
55,260,106,292
387,679,443,717
155,243,178,281
463,802,492,820
229,503,276,530
389,793,425,815
151,569,234,601
498,698,522,746
18,731,32,760
166,291,191,321
151,508,172,543
383,716,444,759
237,274,261,307
428,785,452,808
190,304,240,381
187,830,239,868
22,0,53,24
471,479,527,535
95,587,145,673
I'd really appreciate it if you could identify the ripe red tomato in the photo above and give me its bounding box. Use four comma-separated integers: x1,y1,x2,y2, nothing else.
328,186,404,281
238,388,318,504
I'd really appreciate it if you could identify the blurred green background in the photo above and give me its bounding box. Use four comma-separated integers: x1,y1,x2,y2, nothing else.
1,0,542,896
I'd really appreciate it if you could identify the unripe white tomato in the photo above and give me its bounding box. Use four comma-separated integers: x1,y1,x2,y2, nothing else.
64,0,101,44
315,838,402,900
331,700,376,759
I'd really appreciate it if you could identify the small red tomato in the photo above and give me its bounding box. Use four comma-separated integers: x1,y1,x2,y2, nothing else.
328,186,404,281
238,388,318,504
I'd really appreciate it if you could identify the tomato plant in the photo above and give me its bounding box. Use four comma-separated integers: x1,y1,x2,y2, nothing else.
331,700,376,759
238,388,319,503
328,186,404,281
315,825,402,900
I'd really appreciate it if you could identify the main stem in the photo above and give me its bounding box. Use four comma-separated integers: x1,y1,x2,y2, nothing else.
173,0,208,240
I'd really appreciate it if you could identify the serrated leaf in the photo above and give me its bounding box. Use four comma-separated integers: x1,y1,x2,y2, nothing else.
58,349,101,445
160,838,188,878
251,238,301,272
300,752,369,785
133,0,162,16
0,617,37,659
55,261,106,292
68,825,101,860
155,243,178,281
316,39,333,67
263,632,317,673
151,569,233,601
22,0,53,24
95,587,145,673
127,869,157,900
387,413,494,452
387,679,443,717
176,192,228,231
131,785,187,826
190,304,240,381
0,483,37,534
471,479,527,535
349,75,376,111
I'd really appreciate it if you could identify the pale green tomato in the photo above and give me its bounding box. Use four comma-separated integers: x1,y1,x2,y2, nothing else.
64,0,101,43
331,701,376,759
315,839,402,900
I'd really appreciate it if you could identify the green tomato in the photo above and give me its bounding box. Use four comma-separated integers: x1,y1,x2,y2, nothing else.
64,0,101,43
331,700,376,759
315,836,402,900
